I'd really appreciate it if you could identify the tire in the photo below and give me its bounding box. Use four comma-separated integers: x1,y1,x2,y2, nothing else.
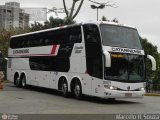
14,75,20,87
21,76,26,88
73,80,82,99
61,79,69,97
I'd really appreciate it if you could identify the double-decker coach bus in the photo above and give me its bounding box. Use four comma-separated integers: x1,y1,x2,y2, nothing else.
7,22,156,99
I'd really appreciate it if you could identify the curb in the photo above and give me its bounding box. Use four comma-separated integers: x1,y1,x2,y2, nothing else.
145,93,160,96
0,84,3,90
3,80,12,83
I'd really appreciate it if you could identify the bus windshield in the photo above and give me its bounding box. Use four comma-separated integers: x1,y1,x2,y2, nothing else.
100,24,142,49
104,54,145,82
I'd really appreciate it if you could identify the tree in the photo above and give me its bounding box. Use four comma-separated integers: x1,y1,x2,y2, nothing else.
63,0,117,22
0,28,30,57
140,37,160,84
112,18,118,23
30,17,75,32
30,21,44,32
63,0,84,21
102,16,106,21
0,31,12,57
47,0,117,22
101,16,118,23
44,16,75,28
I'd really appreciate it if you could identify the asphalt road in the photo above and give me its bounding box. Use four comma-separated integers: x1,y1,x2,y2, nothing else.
0,82,160,120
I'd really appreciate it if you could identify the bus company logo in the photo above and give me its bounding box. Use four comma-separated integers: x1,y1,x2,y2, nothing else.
112,47,142,54
127,86,130,91
13,49,29,54
75,46,83,53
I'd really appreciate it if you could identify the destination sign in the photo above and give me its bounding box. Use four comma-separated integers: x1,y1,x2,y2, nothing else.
112,47,142,54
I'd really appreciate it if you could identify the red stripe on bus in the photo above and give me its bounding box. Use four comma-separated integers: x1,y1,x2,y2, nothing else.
51,45,57,54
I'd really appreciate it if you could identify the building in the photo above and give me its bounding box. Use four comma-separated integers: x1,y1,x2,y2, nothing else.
0,2,29,31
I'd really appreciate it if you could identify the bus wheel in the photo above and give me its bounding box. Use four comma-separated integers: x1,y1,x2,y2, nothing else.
73,80,82,99
21,76,26,88
14,75,20,87
61,79,69,97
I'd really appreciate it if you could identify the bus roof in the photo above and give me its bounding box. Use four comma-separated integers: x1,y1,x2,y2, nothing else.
11,21,136,38
11,23,82,38
83,21,136,29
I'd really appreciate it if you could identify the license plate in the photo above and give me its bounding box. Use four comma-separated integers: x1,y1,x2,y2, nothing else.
125,93,132,97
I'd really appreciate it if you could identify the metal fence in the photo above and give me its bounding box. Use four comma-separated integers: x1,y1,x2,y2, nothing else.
146,83,160,93
0,58,7,80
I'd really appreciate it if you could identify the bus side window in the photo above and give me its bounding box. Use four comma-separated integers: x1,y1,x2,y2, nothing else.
10,38,16,49
21,39,25,48
84,25,100,44
69,26,82,43
26,39,31,47
31,34,38,47
10,38,13,48
38,39,43,46
69,35,75,43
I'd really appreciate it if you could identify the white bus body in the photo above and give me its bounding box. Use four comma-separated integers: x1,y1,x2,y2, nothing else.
7,21,156,99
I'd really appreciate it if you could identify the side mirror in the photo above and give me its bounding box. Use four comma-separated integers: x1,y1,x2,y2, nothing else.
147,55,156,71
103,51,111,67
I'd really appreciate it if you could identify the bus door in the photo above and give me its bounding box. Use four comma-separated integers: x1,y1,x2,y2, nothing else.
83,24,103,96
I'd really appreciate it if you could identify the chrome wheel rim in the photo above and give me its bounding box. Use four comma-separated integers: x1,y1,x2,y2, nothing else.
22,78,26,87
15,77,19,86
74,84,80,97
62,82,67,94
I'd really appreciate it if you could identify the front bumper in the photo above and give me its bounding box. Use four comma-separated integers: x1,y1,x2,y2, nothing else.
102,89,145,99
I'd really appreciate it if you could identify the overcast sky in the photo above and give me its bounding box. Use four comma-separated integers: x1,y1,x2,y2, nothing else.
1,0,160,52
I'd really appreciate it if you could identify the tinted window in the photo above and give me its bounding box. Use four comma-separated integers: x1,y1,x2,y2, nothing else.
83,24,101,44
29,56,70,72
83,24,103,79
10,26,82,49
104,54,145,82
100,24,142,49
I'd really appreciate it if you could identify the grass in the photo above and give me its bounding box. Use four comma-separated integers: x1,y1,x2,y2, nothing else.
145,93,160,96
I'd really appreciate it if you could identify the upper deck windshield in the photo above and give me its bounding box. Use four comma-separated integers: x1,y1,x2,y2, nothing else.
100,24,142,49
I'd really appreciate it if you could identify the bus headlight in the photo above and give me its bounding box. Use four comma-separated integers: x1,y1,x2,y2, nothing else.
139,87,145,91
104,85,117,90
110,86,117,90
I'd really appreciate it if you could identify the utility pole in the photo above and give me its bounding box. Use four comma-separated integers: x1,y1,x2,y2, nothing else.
89,0,117,21
91,4,105,21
